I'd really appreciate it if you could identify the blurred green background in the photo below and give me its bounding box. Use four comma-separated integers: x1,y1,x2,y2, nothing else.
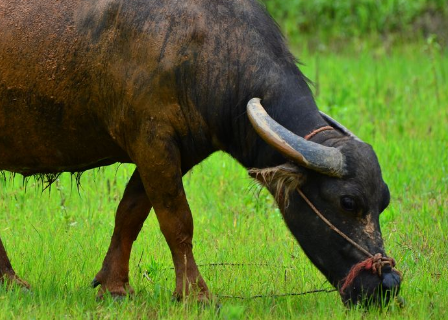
262,0,448,48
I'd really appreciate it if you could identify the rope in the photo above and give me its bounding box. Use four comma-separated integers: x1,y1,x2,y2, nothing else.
296,188,373,258
143,263,337,300
304,126,334,140
296,188,400,294
339,253,396,294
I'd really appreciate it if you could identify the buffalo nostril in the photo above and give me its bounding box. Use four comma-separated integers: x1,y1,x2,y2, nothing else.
381,272,401,290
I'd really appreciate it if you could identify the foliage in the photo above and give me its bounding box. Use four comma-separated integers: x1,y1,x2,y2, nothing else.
261,0,448,42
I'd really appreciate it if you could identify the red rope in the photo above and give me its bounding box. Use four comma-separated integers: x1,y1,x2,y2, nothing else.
304,126,334,140
339,253,397,294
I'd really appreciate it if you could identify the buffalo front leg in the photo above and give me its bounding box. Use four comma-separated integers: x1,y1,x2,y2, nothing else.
0,237,30,289
93,169,151,298
135,142,210,302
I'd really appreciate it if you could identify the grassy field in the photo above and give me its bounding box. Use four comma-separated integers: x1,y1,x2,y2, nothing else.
0,39,447,319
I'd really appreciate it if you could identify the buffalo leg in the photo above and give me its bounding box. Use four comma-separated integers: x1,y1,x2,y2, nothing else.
135,141,210,301
93,169,151,297
0,237,30,289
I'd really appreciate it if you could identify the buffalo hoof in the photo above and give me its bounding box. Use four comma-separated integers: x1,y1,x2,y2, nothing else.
92,277,134,300
171,294,221,314
1,273,31,291
172,290,218,308
95,282,135,301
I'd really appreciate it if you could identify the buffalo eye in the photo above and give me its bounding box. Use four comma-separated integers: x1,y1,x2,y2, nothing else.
340,196,357,212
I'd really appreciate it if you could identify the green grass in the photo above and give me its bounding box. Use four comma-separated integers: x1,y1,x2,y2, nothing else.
0,40,447,318
262,0,448,42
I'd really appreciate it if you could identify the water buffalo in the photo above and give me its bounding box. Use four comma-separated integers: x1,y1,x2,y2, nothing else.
0,0,401,306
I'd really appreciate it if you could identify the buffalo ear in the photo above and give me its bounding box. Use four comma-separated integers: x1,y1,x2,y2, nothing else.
248,163,304,182
249,163,306,207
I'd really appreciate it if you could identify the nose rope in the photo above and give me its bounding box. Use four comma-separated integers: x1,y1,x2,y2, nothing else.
339,253,397,294
296,188,400,294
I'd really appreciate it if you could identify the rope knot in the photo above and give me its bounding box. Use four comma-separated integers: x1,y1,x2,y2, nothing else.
340,253,397,294
368,253,396,276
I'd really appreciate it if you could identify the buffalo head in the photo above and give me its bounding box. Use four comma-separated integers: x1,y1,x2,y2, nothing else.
247,98,401,307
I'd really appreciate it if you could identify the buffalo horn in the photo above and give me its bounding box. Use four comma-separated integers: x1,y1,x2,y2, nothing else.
247,98,346,177
319,111,362,142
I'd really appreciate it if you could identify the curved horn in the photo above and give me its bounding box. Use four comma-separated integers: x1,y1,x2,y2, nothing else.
247,98,346,177
319,111,362,142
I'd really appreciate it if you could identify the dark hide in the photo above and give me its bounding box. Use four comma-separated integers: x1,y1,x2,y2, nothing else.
0,0,400,305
